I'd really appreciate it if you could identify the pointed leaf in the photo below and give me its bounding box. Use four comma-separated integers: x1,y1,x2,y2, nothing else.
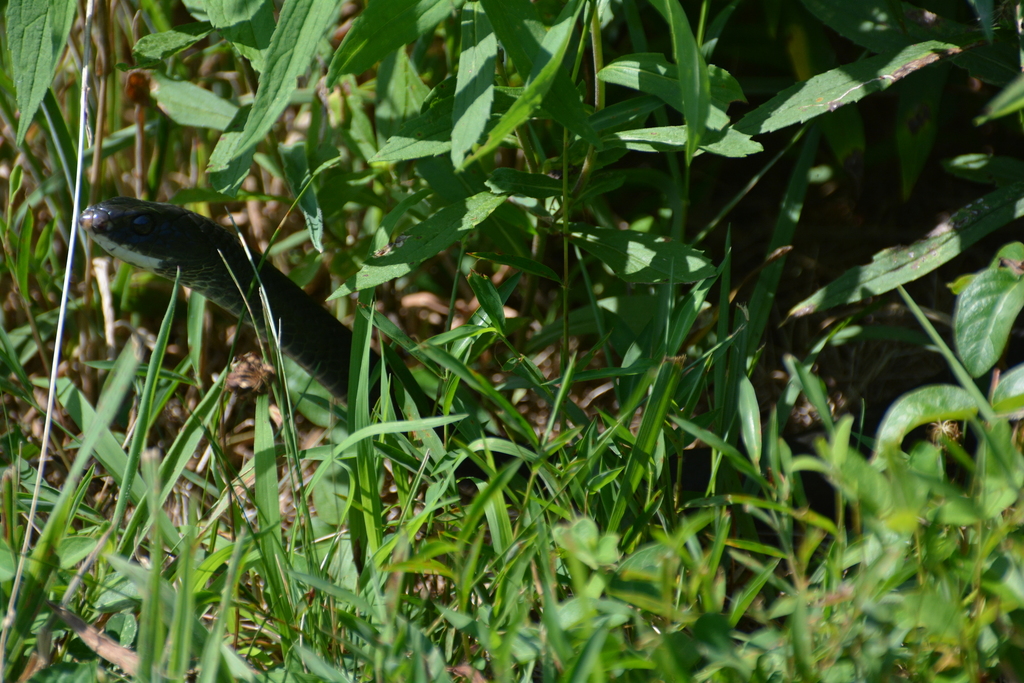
208,0,340,194
466,0,586,166
478,0,600,147
485,168,563,198
452,2,496,167
942,154,1024,186
736,39,973,136
132,22,213,67
152,73,238,130
332,192,505,295
328,0,465,81
954,265,1024,377
602,125,761,157
206,0,274,71
469,251,560,281
280,143,324,252
648,0,709,160
789,182,1024,316
876,385,977,453
6,0,77,145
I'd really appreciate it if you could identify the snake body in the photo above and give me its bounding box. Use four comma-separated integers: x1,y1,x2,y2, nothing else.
80,197,362,398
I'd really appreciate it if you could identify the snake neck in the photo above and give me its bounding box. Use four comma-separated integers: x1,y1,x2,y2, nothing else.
81,198,363,400
179,213,359,400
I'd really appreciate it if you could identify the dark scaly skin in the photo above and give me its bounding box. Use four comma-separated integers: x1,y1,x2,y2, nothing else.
79,197,365,399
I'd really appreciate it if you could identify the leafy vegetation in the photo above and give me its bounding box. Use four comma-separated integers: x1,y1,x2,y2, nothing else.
4,0,1024,681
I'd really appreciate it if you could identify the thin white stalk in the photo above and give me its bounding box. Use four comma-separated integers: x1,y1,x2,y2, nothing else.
0,0,96,674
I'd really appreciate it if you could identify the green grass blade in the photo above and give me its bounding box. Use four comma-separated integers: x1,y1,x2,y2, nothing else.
648,0,709,162
113,275,180,548
2,345,138,678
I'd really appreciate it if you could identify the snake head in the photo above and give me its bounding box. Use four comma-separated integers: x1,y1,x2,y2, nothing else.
80,198,191,274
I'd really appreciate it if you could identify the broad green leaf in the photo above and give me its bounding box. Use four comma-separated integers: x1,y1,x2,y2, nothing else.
552,518,620,570
206,0,274,72
789,182,1024,316
799,0,960,53
602,125,762,157
280,143,324,252
569,223,714,284
332,192,505,295
208,0,339,195
799,0,1015,86
589,94,665,132
737,374,762,467
648,0,709,161
376,49,430,146
485,168,563,198
954,265,1024,377
328,0,465,81
478,0,600,148
205,104,251,193
152,72,238,130
373,85,558,163
132,21,213,67
598,55,742,130
466,0,586,166
452,2,496,168
736,39,972,136
942,154,1024,186
6,0,77,146
371,89,455,163
876,385,977,453
469,251,560,282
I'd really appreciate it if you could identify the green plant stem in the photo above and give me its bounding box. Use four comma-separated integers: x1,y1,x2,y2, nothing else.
624,0,685,239
562,128,571,379
693,125,806,245
496,52,540,173
696,0,709,44
572,2,605,198
897,285,996,424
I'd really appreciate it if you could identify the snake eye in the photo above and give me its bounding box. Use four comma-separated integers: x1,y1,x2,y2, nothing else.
132,214,153,235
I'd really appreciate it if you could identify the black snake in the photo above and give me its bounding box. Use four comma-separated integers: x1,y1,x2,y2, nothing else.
80,197,365,399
